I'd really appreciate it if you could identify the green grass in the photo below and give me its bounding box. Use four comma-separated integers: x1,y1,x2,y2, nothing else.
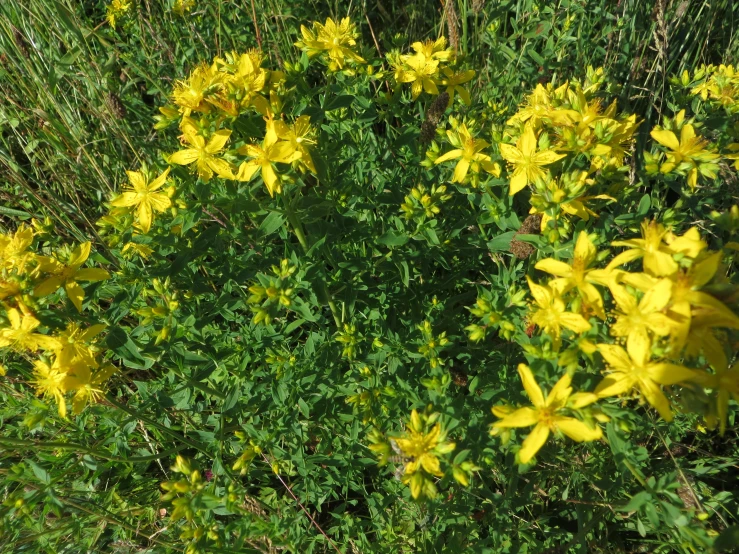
2,0,737,236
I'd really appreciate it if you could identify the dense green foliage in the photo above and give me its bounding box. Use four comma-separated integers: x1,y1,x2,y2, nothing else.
2,1,739,553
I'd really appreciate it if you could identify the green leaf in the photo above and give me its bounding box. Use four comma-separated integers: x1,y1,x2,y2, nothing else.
617,491,652,512
27,460,50,485
0,205,32,218
324,95,354,111
297,398,310,418
377,231,409,247
487,231,516,252
714,525,739,551
259,211,285,236
105,326,148,369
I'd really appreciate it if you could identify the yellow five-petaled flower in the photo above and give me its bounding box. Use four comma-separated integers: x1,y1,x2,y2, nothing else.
0,307,61,352
595,338,696,422
535,231,613,319
236,130,299,197
499,123,565,196
110,167,172,234
169,119,235,181
491,364,602,464
434,124,500,183
526,277,592,349
34,242,110,312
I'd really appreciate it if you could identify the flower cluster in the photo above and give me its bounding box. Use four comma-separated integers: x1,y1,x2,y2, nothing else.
295,17,365,73
400,183,452,223
465,285,527,342
492,223,739,463
499,69,638,238
687,64,739,112
650,64,739,189
247,259,297,325
1,225,114,418
106,0,133,29
388,37,475,104
647,110,719,189
369,408,466,499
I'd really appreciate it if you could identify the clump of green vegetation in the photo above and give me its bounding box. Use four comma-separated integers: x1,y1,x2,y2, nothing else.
2,1,739,552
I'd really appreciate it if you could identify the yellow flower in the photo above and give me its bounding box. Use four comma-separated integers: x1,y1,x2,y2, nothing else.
395,52,440,100
725,143,739,171
683,310,729,373
34,242,110,312
527,277,592,348
53,322,106,366
32,358,71,418
492,364,602,464
171,63,220,115
172,0,195,16
589,113,639,168
507,84,553,128
440,68,475,106
595,339,696,421
529,172,615,230
110,168,172,234
650,111,720,189
534,231,613,318
0,224,35,271
664,226,707,259
609,279,675,356
217,51,271,116
63,362,118,415
236,132,299,197
122,242,155,259
499,124,565,196
106,0,132,29
295,17,365,71
666,251,739,351
274,115,317,173
393,409,455,499
0,307,61,352
608,220,678,277
434,124,500,183
169,120,235,181
409,37,453,61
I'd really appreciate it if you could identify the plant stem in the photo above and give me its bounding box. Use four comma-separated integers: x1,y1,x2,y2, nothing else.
283,193,342,327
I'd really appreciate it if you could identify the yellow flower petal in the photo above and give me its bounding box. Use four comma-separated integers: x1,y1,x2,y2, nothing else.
110,191,139,208
137,201,153,234
452,159,470,183
556,417,602,441
647,363,696,385
498,143,523,165
535,258,573,278
126,170,147,192
494,406,540,428
205,129,232,154
74,268,110,282
169,148,200,166
594,373,634,398
639,379,673,421
435,149,464,164
65,281,85,312
651,128,680,151
508,170,529,196
518,364,545,408
148,167,171,191
518,423,549,464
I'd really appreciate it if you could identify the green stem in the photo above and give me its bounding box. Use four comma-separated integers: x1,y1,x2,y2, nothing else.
283,193,342,328
0,437,188,462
